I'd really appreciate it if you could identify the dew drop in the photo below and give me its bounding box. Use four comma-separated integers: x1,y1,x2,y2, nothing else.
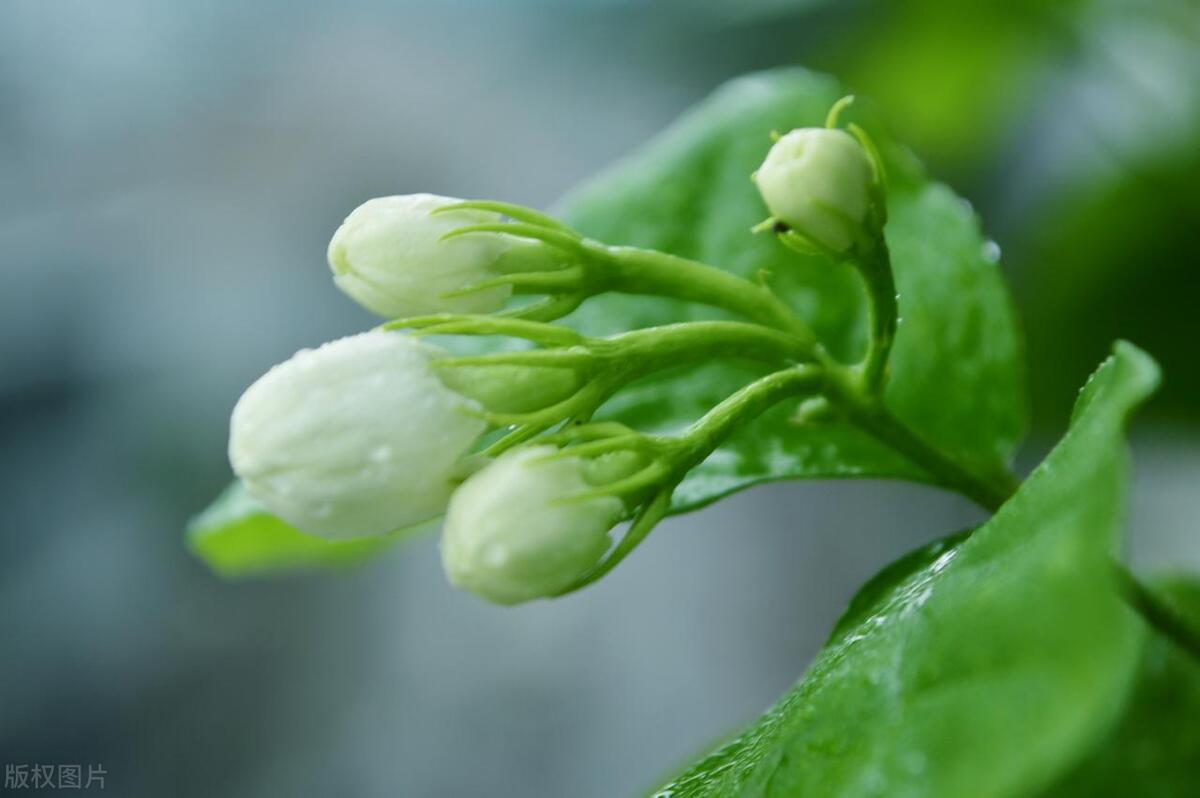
981,240,1002,264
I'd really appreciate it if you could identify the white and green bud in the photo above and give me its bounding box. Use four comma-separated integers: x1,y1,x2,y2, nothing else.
327,194,512,318
441,446,628,605
754,128,877,253
228,330,486,540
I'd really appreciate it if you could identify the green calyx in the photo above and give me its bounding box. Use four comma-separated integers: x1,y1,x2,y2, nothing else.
390,313,819,440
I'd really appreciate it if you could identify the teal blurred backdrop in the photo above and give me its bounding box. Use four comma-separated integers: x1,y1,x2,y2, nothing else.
1,1,1197,795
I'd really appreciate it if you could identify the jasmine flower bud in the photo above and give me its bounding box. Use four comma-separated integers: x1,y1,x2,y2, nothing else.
327,194,512,318
229,330,486,539
441,447,625,605
754,128,876,253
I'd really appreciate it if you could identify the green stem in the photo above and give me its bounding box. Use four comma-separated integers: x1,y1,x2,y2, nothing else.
561,367,822,598
822,366,1018,512
606,321,816,372
448,320,819,442
589,243,819,347
591,240,1012,510
463,222,1017,512
579,322,820,426
838,237,1012,510
677,366,824,466
854,241,897,394
1115,565,1200,663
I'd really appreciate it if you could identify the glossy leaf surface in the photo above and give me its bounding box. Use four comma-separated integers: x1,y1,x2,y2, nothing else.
653,343,1157,798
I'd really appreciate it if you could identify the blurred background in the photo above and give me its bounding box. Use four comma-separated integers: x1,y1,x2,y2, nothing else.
1,1,1197,795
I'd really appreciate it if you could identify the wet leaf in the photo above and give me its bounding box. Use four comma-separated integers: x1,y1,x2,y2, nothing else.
1043,575,1200,797
188,481,413,578
652,342,1157,798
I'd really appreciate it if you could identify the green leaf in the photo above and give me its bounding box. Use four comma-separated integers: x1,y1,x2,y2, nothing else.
558,68,1027,512
824,528,971,647
652,342,1158,798
187,481,413,578
1042,575,1200,798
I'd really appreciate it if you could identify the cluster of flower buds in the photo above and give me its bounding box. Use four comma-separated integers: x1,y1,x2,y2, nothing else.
227,98,890,604
229,322,679,602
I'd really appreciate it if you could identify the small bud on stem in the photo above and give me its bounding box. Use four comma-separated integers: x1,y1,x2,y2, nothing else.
754,127,877,255
327,194,514,318
441,446,631,605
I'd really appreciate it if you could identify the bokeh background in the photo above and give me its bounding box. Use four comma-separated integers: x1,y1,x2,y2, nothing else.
2,1,1198,795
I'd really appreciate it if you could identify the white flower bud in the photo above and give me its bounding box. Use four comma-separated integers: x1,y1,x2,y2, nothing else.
327,194,512,318
755,128,875,253
229,330,486,539
441,446,625,605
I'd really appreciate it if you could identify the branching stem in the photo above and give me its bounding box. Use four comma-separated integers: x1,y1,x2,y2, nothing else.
592,243,819,348
1114,565,1200,663
584,240,1016,510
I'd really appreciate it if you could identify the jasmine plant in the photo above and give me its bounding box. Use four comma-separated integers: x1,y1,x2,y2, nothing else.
191,69,1200,796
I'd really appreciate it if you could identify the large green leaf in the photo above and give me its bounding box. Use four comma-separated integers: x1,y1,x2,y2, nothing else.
1043,576,1200,797
187,481,413,578
651,342,1157,798
559,68,1027,511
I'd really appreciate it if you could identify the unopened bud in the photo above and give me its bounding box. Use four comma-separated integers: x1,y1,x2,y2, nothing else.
327,194,511,318
441,447,625,604
229,330,485,539
755,128,876,253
